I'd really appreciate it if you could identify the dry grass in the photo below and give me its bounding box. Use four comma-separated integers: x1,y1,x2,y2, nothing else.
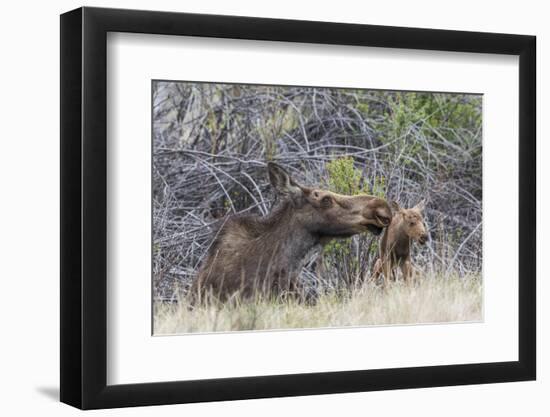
154,274,482,335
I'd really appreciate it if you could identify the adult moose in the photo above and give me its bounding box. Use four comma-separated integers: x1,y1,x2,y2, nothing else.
372,200,429,286
191,162,392,303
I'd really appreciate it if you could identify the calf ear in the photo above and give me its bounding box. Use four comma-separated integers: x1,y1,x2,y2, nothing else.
390,200,401,213
414,200,426,212
267,162,303,199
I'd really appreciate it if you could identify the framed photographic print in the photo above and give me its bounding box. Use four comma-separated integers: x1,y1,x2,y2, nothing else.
60,6,536,409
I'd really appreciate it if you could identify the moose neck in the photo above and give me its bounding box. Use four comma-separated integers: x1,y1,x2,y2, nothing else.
256,200,321,265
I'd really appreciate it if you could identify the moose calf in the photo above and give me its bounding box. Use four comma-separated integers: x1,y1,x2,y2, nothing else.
373,200,428,285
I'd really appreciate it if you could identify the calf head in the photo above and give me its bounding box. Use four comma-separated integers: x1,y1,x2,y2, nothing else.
391,200,429,244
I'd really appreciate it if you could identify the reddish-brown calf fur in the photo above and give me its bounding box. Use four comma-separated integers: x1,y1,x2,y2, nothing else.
373,200,428,285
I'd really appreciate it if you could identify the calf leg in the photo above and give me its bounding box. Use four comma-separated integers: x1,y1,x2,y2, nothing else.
408,263,419,286
401,259,413,284
382,260,393,287
372,258,382,283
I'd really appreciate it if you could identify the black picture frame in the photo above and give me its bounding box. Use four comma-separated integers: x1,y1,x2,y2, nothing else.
60,6,536,410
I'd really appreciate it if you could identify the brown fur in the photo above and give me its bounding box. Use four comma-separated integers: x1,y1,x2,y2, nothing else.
190,163,392,303
373,200,428,285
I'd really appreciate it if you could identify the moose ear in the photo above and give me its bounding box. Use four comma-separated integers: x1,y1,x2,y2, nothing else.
267,162,303,198
390,200,401,213
414,200,426,212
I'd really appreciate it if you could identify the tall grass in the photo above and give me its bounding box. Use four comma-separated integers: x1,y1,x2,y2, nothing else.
154,274,482,335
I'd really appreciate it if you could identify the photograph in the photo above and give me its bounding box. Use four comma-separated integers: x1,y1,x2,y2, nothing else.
152,81,483,335
51,3,538,412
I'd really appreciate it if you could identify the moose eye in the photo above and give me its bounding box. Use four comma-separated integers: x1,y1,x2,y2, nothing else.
321,196,332,206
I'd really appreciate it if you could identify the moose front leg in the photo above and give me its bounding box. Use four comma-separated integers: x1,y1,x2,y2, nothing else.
401,259,413,284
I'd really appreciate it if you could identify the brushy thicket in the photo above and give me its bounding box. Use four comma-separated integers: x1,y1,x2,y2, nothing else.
152,82,482,301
